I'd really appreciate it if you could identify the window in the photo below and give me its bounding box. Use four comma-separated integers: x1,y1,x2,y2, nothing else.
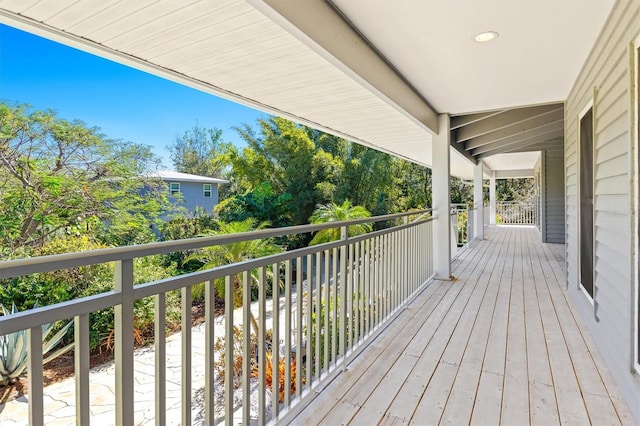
579,103,594,299
203,183,212,198
169,182,180,196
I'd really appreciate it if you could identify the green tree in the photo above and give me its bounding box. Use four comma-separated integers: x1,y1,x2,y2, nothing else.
229,117,342,226
336,144,395,213
167,123,230,178
309,200,372,245
215,181,292,228
393,160,432,212
0,103,171,255
496,178,535,202
186,219,282,336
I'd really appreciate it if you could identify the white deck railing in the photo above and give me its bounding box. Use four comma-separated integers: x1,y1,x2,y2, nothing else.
451,204,469,247
496,202,536,225
0,210,435,425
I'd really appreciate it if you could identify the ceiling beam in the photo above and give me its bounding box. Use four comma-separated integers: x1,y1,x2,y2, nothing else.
495,169,535,178
450,110,507,131
470,121,564,156
464,108,564,151
477,136,563,159
450,132,478,165
455,103,562,143
250,0,439,133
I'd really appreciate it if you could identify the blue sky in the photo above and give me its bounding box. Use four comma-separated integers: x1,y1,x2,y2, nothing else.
0,24,267,167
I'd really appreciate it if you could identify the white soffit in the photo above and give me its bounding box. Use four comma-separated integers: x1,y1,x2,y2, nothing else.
331,0,615,114
482,152,541,173
450,148,476,180
0,0,433,167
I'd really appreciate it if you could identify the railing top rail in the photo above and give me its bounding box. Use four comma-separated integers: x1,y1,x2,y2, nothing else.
0,209,432,279
0,217,436,334
496,201,535,205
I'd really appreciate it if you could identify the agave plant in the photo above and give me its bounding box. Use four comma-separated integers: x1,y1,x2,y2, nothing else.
0,303,74,385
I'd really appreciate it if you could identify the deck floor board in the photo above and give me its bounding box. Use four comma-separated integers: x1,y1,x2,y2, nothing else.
289,227,633,425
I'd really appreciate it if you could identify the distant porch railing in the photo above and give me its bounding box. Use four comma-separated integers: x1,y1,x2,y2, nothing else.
451,204,469,247
496,202,536,225
0,210,435,425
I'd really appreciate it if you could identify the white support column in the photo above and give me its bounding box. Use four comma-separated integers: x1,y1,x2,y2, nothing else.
489,172,496,225
432,114,451,279
474,159,485,239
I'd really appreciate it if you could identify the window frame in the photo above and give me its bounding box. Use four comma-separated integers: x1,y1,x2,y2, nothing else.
633,34,640,374
577,100,595,303
203,183,212,198
169,182,180,196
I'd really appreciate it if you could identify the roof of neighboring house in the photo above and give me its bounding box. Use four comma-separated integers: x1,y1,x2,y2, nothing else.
148,171,229,184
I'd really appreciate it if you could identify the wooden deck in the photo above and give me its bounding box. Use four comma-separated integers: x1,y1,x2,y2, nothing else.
289,226,634,425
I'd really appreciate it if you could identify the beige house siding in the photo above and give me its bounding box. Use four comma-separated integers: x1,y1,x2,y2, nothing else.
565,0,640,420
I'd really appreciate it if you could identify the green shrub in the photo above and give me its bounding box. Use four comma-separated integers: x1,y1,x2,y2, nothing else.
0,303,73,385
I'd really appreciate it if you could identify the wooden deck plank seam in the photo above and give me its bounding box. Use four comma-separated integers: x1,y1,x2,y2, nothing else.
290,227,632,426
531,235,630,424
469,226,517,424
408,227,512,424
524,228,564,425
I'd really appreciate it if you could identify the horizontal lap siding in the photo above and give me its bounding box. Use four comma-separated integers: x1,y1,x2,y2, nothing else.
545,143,566,243
565,0,640,421
510,139,565,243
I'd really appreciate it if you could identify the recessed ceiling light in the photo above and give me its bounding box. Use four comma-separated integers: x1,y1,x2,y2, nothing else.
474,31,499,43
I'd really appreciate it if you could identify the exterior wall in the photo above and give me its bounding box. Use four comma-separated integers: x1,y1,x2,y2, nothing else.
534,155,543,234
167,181,220,215
543,142,566,243
511,138,565,243
565,0,640,420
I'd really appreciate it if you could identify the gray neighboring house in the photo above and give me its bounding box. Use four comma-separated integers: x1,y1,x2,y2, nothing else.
151,170,228,217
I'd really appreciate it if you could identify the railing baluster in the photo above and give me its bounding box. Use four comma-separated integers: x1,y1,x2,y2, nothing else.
365,239,371,337
154,293,166,426
284,260,292,407
349,242,355,351
181,285,192,426
242,271,251,424
324,249,330,374
271,262,280,419
315,252,321,382
354,241,361,345
295,257,303,399
331,247,338,367
75,313,90,426
204,281,214,426
28,325,44,426
115,259,134,426
224,275,234,423
382,234,387,320
305,254,313,388
258,268,266,425
374,236,380,329
340,227,348,371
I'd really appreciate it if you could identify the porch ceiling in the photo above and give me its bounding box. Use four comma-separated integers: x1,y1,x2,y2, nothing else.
450,102,564,173
0,1,612,179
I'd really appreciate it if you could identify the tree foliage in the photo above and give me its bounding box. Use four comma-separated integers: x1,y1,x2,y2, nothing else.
309,200,372,245
167,123,229,178
186,219,282,336
0,103,172,255
221,117,434,231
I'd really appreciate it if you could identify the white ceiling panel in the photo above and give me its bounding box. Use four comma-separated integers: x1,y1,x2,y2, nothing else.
331,0,615,114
